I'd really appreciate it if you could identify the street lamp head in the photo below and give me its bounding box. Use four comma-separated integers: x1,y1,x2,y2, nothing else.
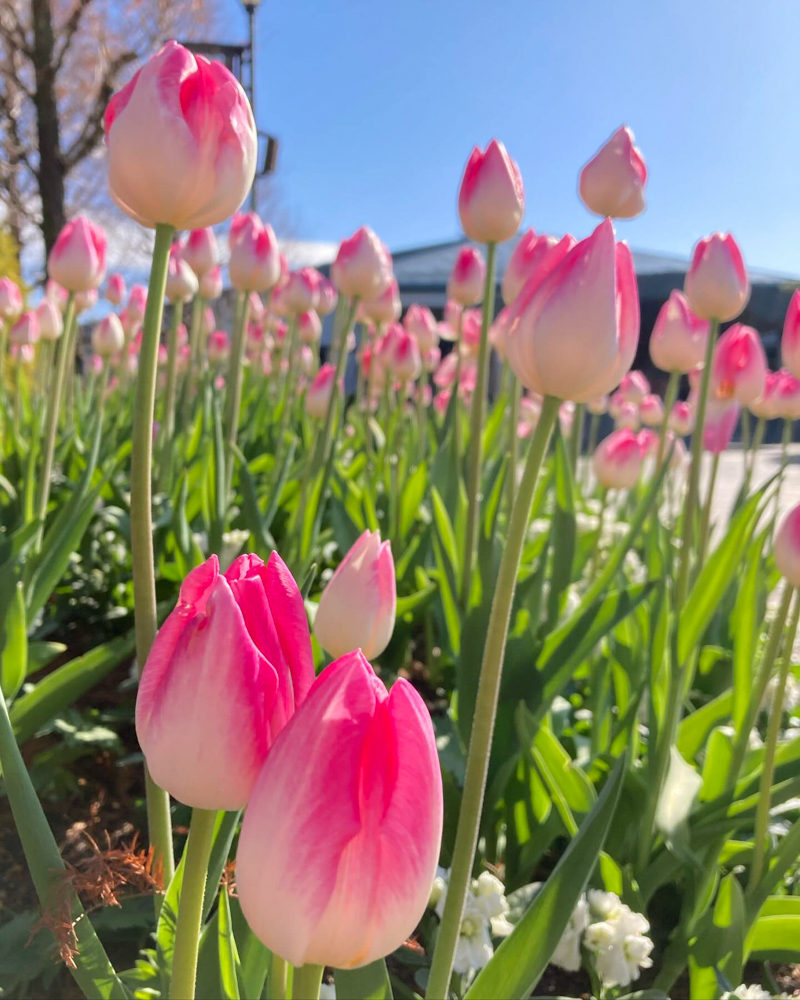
243,0,262,9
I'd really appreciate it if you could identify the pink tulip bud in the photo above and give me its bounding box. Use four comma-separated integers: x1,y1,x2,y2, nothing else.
299,344,316,378
89,354,105,375
637,427,659,459
0,277,22,320
11,343,34,365
35,299,63,341
283,267,320,314
74,288,98,314
230,217,282,294
593,428,643,488
586,394,609,416
207,329,230,364
165,247,199,303
506,220,639,402
316,278,338,317
458,139,524,244
333,226,393,300
183,227,218,277
443,299,463,338
559,401,575,437
748,372,780,420
774,503,800,587
389,328,422,383
105,273,126,306
297,309,322,346
781,290,800,380
502,231,563,306
200,265,223,301
48,216,106,293
617,370,650,404
579,125,647,219
649,290,710,374
703,396,740,454
362,277,401,325
460,308,482,356
105,41,256,229
423,345,441,373
434,351,458,389
177,323,189,347
176,343,192,374
774,369,800,420
404,304,438,353
236,649,441,969
9,311,39,346
614,400,640,430
137,552,314,809
684,232,750,322
45,279,69,312
447,247,486,306
639,393,664,427
710,323,767,406
434,389,451,416
305,362,336,419
669,400,694,435
127,285,148,323
204,305,216,335
92,314,125,357
488,306,512,361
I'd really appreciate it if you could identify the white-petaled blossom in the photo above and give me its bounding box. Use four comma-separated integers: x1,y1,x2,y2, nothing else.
551,895,589,972
722,986,786,1000
430,867,511,976
453,900,495,975
584,891,654,989
761,672,800,715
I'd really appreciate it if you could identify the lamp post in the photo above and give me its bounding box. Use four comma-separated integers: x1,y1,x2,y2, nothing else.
243,0,261,209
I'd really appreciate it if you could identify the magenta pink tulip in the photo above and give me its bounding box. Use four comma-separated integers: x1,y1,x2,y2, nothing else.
774,503,800,587
362,277,401,325
200,266,223,301
316,278,338,317
460,308,482,356
105,273,126,307
593,428,643,488
105,41,256,229
229,216,282,294
0,277,22,320
684,233,750,322
579,125,647,219
48,216,106,293
447,247,486,306
305,363,337,419
333,226,392,301
136,552,314,810
404,304,438,353
92,314,125,358
703,397,740,454
127,285,148,323
639,393,664,427
434,352,458,389
433,389,451,416
388,328,422,383
236,650,441,969
617,370,650,404
9,311,39,346
183,227,218,278
505,220,639,403
35,299,63,341
649,290,710,373
669,400,695,436
637,428,659,459
298,309,322,345
774,369,800,420
165,246,199,304
781,290,800,380
710,323,767,406
502,231,563,307
458,139,524,244
207,329,230,364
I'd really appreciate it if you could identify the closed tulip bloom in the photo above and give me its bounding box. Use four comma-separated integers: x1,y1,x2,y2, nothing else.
229,217,282,293
639,393,664,427
200,266,223,301
315,530,396,660
9,311,39,346
299,344,316,378
283,267,320,314
460,308,482,356
447,247,486,306
11,344,34,365
637,427,659,459
363,278,401,325
127,285,148,323
298,309,322,345
105,273,126,306
390,328,422,383
45,279,69,312
204,306,217,335
458,139,524,244
614,400,640,430
617,370,650,403
165,248,199,303
75,288,98,314
781,290,800,380
587,394,609,416
593,428,643,488
422,345,441,372
703,397,740,454
443,299,463,339
92,314,125,357
579,125,647,219
0,277,22,319
502,231,563,307
669,400,694,435
774,369,800,420
105,41,256,229
434,352,458,389
207,329,230,364
236,649,441,969
404,304,438,353
333,226,393,300
137,552,314,810
649,290,710,373
774,503,800,587
306,363,336,419
183,227,218,277
433,389,451,416
48,216,106,292
710,323,767,406
488,306,512,361
316,278,338,317
248,291,265,324
35,299,63,341
684,232,750,322
506,220,639,403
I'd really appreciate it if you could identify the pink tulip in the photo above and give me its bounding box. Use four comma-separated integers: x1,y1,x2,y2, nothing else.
593,428,643,488
639,393,664,427
363,277,401,325
105,273,127,307
298,344,316,378
127,285,148,323
617,370,650,404
520,393,542,430
229,216,282,293
460,308,482,356
165,246,199,303
614,400,640,430
92,314,125,357
9,311,39,346
434,352,458,389
502,231,565,307
505,220,639,403
404,304,438,353
649,290,710,374
586,394,609,416
684,233,750,322
283,268,320,314
0,277,22,319
332,227,392,300
433,389,451,416
447,247,486,306
422,345,441,373
105,41,256,229
443,299,463,338
458,139,524,244
236,649,441,969
11,344,34,365
703,397,740,454
137,552,314,810
781,290,800,380
559,401,575,437
200,266,223,301
305,363,337,419
183,227,218,278
389,328,422,383
45,279,69,312
296,310,321,346
204,305,216,336
774,369,800,420
177,343,193,374
36,299,63,341
248,292,265,324
666,431,689,470
669,400,694,436
89,354,105,375
579,125,647,219
48,216,106,293
74,288,98,314
316,278,338,317
207,329,230,364
774,503,800,587
710,323,767,406
637,428,659,459
459,360,478,396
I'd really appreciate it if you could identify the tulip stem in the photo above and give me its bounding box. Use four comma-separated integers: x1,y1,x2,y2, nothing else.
773,418,792,531
696,450,720,569
130,222,176,893
569,402,584,477
452,312,464,463
268,955,288,1000
460,241,496,613
416,373,427,463
224,291,251,501
160,300,184,492
655,371,681,472
745,416,765,493
182,294,205,429
749,587,800,891
169,807,217,1000
506,377,521,513
290,963,323,1000
426,395,559,1000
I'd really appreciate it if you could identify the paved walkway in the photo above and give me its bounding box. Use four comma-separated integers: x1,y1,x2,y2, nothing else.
704,443,800,530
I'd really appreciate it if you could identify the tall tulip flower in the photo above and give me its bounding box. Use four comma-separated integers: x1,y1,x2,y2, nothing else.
709,323,767,406
669,400,694,436
105,273,126,306
363,277,401,325
458,139,524,244
228,216,282,293
332,226,393,300
617,370,650,404
306,363,337,419
703,396,740,454
684,233,750,323
199,266,223,301
0,277,22,319
9,311,39,346
593,428,644,489
447,247,486,305
236,650,442,970
502,231,561,306
649,290,710,374
781,289,800,379
165,249,199,304
36,299,63,341
579,125,647,219
404,304,438,352
183,228,218,278
48,216,107,292
92,314,125,358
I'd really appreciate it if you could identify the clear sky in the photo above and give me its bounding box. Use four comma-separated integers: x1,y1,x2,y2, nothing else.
222,0,800,275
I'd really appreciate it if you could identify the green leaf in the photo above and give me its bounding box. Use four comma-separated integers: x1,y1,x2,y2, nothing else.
217,890,242,999
395,580,437,619
232,444,273,557
689,873,745,1000
202,810,241,922
0,581,26,701
545,429,576,624
335,959,393,999
432,536,460,657
27,640,68,674
677,689,733,762
746,914,800,963
465,755,626,1000
399,462,427,539
430,486,460,579
732,535,764,730
156,849,186,992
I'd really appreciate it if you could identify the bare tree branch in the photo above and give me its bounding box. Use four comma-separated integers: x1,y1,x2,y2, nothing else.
63,49,136,171
53,0,93,74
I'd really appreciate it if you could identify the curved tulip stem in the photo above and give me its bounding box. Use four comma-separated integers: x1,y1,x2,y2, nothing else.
426,395,560,1000
290,964,323,1000
416,374,427,463
655,370,681,472
224,291,251,500
461,240,497,613
169,807,217,1000
131,222,176,892
506,377,521,513
749,587,800,891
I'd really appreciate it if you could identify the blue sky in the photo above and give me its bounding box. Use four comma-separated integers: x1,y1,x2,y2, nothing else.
223,0,800,274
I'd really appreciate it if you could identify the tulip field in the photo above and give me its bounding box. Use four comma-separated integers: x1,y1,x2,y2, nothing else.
3,39,800,1000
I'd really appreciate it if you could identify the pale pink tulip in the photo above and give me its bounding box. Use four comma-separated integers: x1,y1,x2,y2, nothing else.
105,273,126,307
45,279,69,312
332,227,392,300
433,389,451,416
48,216,106,292
316,278,338,317
299,344,316,378
422,345,441,373
774,369,800,420
9,311,39,346
434,352,458,389
669,400,694,435
74,288,98,313
389,328,422,383
703,397,740,454
649,290,710,373
296,309,321,347
11,344,34,365
127,285,148,323
586,394,609,416
248,292,265,323
0,277,22,319
447,247,486,306
781,290,800,380
204,305,216,335
200,266,223,301
684,233,750,322
460,308,482,356
207,329,230,364
637,428,659,458
284,268,320,314
489,306,512,361
615,400,640,430
35,299,63,341
305,363,337,419
559,401,575,437
92,314,125,357
404,304,438,353
458,139,524,244
579,125,647,219
502,231,564,306
362,278,401,325
165,246,199,303
617,370,650,404
774,503,800,587
183,227,218,277
229,216,282,293
639,393,664,427
593,428,643,488
710,323,767,406
443,299,463,338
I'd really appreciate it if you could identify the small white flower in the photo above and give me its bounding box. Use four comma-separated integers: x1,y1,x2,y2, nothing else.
551,895,589,972
453,902,494,975
471,872,509,920
584,892,654,989
587,889,624,921
722,986,780,1000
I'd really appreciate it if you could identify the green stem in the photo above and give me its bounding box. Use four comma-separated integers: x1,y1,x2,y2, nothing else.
745,416,765,493
130,223,175,890
0,319,7,389
275,316,299,447
696,450,720,569
182,294,205,429
506,377,521,513
589,488,609,581
269,955,288,1000
316,297,359,475
741,407,752,476
569,402,584,477
452,313,464,463
223,291,251,500
748,588,800,890
290,963,323,1000
773,418,792,530
426,395,560,1000
160,301,184,491
655,371,681,472
416,373,427,463
169,808,217,1000
460,241,497,612
675,318,719,609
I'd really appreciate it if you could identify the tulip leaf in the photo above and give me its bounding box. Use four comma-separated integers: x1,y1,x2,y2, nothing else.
399,461,427,539
676,688,733,762
202,810,242,922
0,581,26,701
217,889,242,999
334,959,393,1000
746,914,800,963
732,532,766,731
689,873,745,999
544,429,576,626
430,486,460,579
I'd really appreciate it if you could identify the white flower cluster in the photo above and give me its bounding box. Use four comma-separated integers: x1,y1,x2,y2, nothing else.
552,889,653,989
429,868,512,976
723,985,788,1000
